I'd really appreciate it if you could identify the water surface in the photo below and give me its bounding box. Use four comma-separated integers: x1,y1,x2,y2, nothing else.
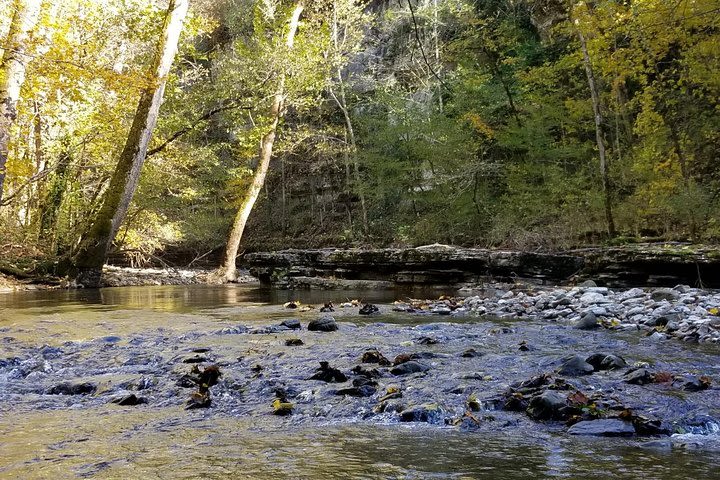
1,285,718,479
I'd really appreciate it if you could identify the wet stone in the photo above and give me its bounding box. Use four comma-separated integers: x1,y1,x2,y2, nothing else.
585,353,626,371
308,362,347,383
393,354,412,366
359,304,379,315
568,419,636,436
400,404,443,423
526,391,568,420
361,349,391,366
625,368,653,385
390,361,430,376
110,394,147,406
285,338,304,346
682,376,711,392
651,289,680,302
575,312,600,330
557,355,594,376
281,319,301,330
307,316,338,332
47,382,96,396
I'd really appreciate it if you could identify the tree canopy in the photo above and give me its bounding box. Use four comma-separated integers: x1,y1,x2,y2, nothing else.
1,0,719,274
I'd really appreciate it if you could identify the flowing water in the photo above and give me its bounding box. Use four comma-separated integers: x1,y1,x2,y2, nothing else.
0,285,719,479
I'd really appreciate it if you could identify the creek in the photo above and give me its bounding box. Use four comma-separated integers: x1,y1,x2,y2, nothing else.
0,285,718,479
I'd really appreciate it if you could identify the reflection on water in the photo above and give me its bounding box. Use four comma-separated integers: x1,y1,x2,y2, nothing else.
0,284,458,313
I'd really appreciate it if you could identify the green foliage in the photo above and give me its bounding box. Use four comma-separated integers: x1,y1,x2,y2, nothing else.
2,0,719,266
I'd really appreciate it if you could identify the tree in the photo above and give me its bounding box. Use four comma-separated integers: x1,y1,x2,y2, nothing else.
573,10,615,237
0,0,42,204
70,0,189,286
216,0,305,282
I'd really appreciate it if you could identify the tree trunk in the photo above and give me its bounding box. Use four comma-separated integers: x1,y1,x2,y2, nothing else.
0,0,42,204
70,0,189,286
577,28,616,237
217,1,304,282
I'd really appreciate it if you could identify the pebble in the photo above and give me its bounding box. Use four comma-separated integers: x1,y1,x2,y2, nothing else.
461,284,720,344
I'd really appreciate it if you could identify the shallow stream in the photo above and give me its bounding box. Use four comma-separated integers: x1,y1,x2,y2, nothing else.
1,285,719,479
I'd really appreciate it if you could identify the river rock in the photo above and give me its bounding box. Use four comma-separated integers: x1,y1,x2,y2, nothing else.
461,348,482,358
651,289,680,302
285,338,304,346
585,353,625,371
111,394,147,406
281,319,301,330
625,368,652,385
557,355,594,376
390,361,430,376
600,354,626,370
568,419,636,436
580,292,610,305
400,403,442,423
308,316,338,332
526,391,568,420
308,361,347,383
359,304,379,315
682,376,711,392
47,382,96,395
575,312,599,330
361,349,391,366
653,313,681,327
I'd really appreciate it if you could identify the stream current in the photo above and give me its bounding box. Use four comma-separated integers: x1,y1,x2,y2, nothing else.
1,285,719,479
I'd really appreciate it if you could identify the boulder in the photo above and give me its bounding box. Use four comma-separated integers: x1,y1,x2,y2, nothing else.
558,355,594,376
308,316,338,332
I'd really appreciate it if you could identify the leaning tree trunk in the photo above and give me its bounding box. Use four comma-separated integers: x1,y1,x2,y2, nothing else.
70,0,188,287
217,1,304,282
577,27,616,237
0,0,42,204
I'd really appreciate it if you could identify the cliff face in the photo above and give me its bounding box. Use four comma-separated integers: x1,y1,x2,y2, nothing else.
244,245,720,289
